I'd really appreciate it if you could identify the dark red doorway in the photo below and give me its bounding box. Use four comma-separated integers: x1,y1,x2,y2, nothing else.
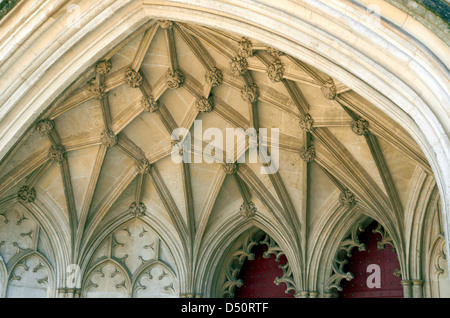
234,243,295,298
340,221,403,298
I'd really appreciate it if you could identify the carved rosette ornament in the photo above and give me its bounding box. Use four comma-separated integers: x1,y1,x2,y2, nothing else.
240,201,256,218
101,130,118,148
223,162,239,175
321,80,337,100
129,201,146,218
196,95,214,113
141,96,160,113
18,186,36,203
166,69,184,89
339,188,356,208
35,119,55,135
299,114,314,132
266,46,285,57
237,37,254,58
267,59,285,82
125,67,143,88
205,67,223,87
229,56,248,76
136,158,151,175
240,83,259,103
247,130,259,150
49,145,66,163
95,59,112,74
157,20,173,29
299,145,316,163
351,118,370,136
87,78,106,99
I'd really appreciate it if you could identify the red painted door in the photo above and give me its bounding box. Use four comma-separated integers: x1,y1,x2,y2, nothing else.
340,221,403,298
235,243,295,298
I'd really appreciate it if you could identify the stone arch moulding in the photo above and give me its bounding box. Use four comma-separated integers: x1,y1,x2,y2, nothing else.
0,0,449,271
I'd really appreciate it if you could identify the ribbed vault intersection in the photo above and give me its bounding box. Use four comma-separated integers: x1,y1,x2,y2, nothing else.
0,19,442,297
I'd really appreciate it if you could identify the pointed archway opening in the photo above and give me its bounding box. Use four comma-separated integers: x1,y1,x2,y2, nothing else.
234,243,295,298
339,221,403,298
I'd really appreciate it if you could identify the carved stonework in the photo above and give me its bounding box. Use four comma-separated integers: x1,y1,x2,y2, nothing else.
327,222,366,291
196,95,214,113
223,163,239,175
205,67,223,87
267,59,284,82
166,69,184,89
321,80,337,100
237,37,254,58
229,56,248,76
49,145,66,163
266,46,285,57
134,264,178,298
101,130,118,148
434,234,447,275
299,114,314,132
84,262,128,298
87,78,106,99
351,118,370,136
35,119,55,136
339,188,356,208
247,130,259,150
0,209,37,264
157,20,173,29
18,186,36,203
137,158,151,175
7,255,51,298
240,83,259,103
125,67,143,88
260,234,296,295
141,96,160,113
95,59,112,74
299,145,316,163
372,223,395,251
129,202,146,218
240,201,256,218
221,232,258,298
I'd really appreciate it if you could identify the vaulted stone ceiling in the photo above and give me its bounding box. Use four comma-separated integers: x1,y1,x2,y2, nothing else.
0,20,437,293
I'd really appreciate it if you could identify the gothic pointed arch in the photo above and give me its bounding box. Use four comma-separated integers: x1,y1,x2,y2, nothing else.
0,0,448,298
214,227,297,298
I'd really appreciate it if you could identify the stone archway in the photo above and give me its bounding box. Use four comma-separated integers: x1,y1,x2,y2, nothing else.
0,1,448,297
339,221,403,298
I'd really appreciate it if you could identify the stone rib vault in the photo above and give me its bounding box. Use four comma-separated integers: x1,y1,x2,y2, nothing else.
0,5,448,298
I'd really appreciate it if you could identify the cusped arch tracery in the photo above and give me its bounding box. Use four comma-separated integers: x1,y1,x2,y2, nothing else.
0,200,57,298
81,217,180,298
7,252,55,298
214,227,297,298
324,217,403,297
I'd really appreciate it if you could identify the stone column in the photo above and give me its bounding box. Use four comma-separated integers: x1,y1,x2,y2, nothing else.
322,292,334,298
412,280,424,298
181,293,202,298
308,291,319,298
400,280,413,298
295,291,309,298
57,288,81,298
